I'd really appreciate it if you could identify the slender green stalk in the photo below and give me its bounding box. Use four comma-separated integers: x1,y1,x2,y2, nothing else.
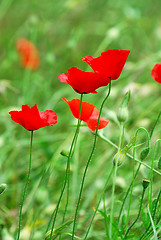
125,128,150,230
49,94,83,240
140,188,161,240
84,167,114,240
150,111,161,139
124,187,146,239
97,133,161,176
109,123,124,239
103,193,110,239
72,81,112,240
118,163,141,222
147,205,158,240
16,130,33,240
149,139,161,208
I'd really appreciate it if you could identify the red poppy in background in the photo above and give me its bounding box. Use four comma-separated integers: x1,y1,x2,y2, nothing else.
82,49,130,80
9,104,57,131
63,97,109,131
151,63,161,84
16,39,39,70
58,67,110,94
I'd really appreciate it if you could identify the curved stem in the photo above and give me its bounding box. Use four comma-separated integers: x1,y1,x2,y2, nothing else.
125,128,150,230
16,130,33,240
72,82,112,240
109,123,124,239
124,187,146,239
49,94,83,240
84,167,114,240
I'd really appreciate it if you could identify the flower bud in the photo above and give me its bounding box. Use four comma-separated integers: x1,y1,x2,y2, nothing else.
117,91,130,123
113,151,126,166
140,147,149,161
0,184,7,195
143,178,150,189
60,150,69,157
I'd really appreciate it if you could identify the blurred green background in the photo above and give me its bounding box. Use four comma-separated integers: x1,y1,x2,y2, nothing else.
0,0,161,239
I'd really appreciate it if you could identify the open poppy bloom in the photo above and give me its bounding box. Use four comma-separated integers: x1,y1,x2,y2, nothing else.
63,97,109,131
151,63,161,84
82,49,130,80
16,39,39,70
9,104,57,131
58,67,110,94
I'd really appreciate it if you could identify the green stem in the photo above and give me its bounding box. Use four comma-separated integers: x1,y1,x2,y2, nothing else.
97,134,161,176
103,193,110,239
118,163,141,222
109,123,124,239
141,211,161,240
16,130,33,240
124,187,146,239
125,128,150,230
150,110,161,139
49,94,83,240
72,81,112,240
149,139,161,208
84,167,114,240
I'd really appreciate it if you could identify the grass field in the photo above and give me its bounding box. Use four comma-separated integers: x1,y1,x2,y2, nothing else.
0,0,161,239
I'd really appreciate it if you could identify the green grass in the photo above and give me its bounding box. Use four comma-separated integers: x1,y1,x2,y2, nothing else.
0,0,161,239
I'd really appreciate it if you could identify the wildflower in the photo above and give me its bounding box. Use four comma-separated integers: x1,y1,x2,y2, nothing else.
82,49,130,80
9,104,57,131
16,39,39,70
63,97,109,131
151,63,161,83
58,67,110,94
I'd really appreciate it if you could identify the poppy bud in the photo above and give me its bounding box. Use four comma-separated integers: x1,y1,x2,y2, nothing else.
143,178,150,189
113,150,126,166
0,184,7,195
60,150,69,157
117,91,130,123
140,147,149,161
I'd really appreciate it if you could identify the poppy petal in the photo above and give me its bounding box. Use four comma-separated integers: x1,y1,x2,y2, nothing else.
86,117,109,131
151,63,161,84
16,38,39,70
82,49,130,80
59,67,110,94
62,97,95,122
9,105,57,131
39,110,57,126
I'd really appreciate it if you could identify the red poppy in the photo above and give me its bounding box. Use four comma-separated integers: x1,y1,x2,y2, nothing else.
82,49,130,80
63,97,109,131
9,104,57,131
58,67,110,94
16,39,39,70
151,63,161,84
